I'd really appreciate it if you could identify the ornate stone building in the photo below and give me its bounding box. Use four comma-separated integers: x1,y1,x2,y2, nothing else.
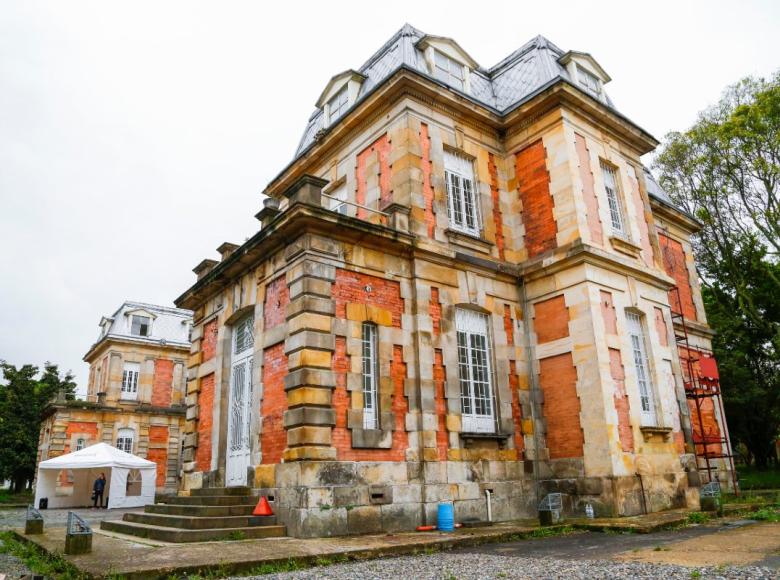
38,301,192,493
174,25,732,537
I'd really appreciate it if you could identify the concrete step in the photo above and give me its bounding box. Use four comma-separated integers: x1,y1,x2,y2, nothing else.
100,520,285,543
125,512,276,530
162,495,256,506
145,503,257,517
190,486,252,497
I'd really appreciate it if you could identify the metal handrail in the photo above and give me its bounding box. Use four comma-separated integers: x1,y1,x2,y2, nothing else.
321,193,389,217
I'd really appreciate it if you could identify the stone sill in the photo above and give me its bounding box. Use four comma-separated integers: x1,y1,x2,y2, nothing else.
609,235,643,259
460,432,511,440
640,425,673,441
445,229,493,254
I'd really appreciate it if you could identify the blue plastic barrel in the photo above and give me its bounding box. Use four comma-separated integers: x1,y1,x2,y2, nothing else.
437,502,454,532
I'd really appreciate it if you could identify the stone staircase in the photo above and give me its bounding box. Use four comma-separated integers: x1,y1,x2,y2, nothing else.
100,486,285,543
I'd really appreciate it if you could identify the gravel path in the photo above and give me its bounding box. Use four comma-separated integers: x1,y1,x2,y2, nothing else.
0,536,33,578
232,552,778,580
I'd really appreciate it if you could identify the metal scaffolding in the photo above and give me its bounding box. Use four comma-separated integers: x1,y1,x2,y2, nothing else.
669,286,738,494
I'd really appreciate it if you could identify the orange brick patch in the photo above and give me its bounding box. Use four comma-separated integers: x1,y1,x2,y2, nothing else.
516,140,556,258
533,295,569,344
202,320,218,362
261,344,288,464
152,359,173,407
146,448,168,487
539,352,583,459
333,269,403,328
356,134,392,219
659,233,697,321
195,373,214,472
264,275,290,329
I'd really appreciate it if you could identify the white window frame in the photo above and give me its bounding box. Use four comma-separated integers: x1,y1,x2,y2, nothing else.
577,65,601,96
130,314,151,337
328,182,348,215
361,322,379,430
626,311,658,426
456,309,496,434
327,85,349,124
116,428,135,454
445,151,481,237
121,362,140,400
434,50,465,91
601,162,627,237
227,315,253,462
75,438,85,451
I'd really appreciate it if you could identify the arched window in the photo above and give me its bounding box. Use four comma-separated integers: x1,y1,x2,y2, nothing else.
116,428,134,454
75,438,85,451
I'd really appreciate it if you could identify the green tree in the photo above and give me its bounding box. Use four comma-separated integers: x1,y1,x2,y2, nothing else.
655,72,780,468
0,362,77,491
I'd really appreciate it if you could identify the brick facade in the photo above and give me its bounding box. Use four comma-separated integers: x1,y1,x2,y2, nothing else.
261,344,288,464
658,233,697,321
540,352,583,459
152,359,174,407
516,140,556,258
195,373,214,472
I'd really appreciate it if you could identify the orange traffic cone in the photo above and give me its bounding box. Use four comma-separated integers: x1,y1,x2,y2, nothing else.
253,496,273,516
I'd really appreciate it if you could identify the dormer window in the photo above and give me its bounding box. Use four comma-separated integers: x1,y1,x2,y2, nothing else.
131,315,151,337
577,65,601,96
328,85,349,124
434,51,465,91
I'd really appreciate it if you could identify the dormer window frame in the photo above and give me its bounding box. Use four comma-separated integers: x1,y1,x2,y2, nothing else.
326,85,349,125
125,308,156,338
433,50,467,92
316,70,366,128
576,64,601,97
417,35,478,96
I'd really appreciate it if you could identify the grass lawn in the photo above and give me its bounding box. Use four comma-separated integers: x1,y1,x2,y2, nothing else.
0,489,33,505
736,464,780,490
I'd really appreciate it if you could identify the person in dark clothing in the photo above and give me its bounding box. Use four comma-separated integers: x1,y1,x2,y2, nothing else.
93,473,106,508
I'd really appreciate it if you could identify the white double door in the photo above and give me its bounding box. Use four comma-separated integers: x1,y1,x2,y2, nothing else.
226,354,252,487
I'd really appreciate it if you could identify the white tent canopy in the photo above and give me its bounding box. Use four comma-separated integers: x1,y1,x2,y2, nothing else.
35,443,156,509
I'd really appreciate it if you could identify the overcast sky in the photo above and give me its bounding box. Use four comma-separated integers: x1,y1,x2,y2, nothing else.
1,0,778,395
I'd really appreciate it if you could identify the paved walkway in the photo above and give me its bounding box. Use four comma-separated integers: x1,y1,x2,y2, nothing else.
7,508,778,578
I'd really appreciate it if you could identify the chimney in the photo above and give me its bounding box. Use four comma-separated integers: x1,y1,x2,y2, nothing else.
216,242,240,261
193,258,219,281
254,197,282,228
283,174,328,207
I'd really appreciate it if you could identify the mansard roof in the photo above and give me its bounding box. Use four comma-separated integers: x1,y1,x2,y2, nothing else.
294,24,616,157
84,301,193,361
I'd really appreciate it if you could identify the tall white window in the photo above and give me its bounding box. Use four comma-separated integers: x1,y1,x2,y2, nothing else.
626,312,658,425
601,163,626,236
456,309,496,433
577,66,601,96
116,428,134,453
121,362,140,400
434,51,465,91
130,315,151,337
328,85,349,124
228,315,253,461
362,322,379,430
445,151,480,236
